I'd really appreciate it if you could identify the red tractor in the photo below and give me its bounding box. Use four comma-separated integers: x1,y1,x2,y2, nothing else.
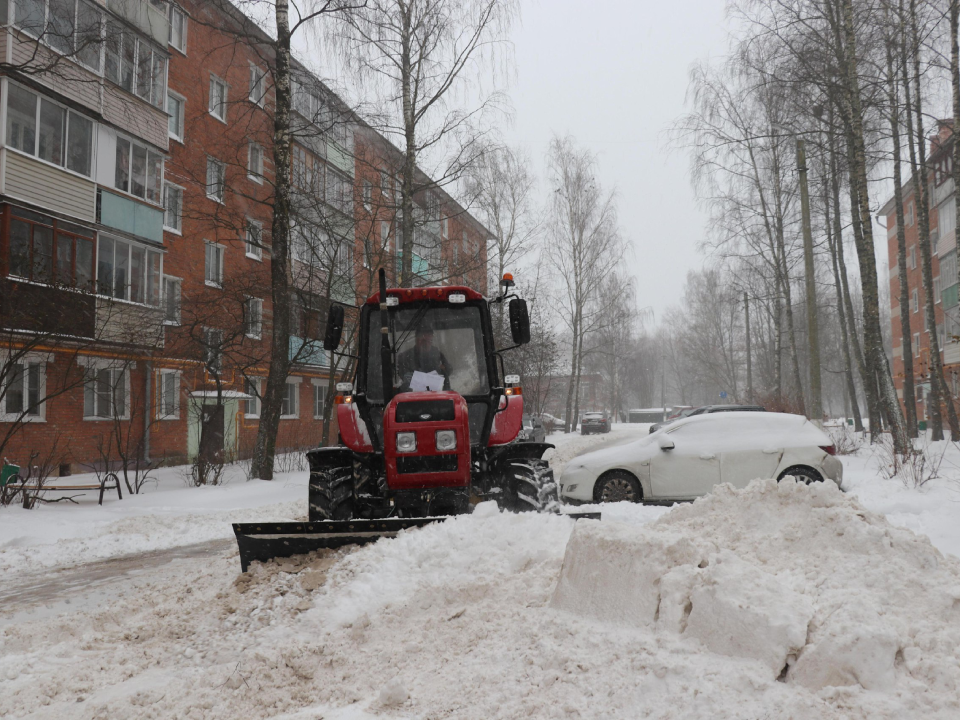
233,269,557,570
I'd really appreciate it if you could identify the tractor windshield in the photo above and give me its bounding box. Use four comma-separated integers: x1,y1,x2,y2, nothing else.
364,304,490,403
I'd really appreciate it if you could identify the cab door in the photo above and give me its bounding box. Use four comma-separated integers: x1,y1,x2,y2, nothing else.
649,422,722,499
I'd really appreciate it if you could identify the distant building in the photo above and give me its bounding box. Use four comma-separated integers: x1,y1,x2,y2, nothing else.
879,121,958,422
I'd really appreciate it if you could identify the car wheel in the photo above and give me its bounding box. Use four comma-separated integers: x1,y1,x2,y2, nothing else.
593,471,642,503
777,465,823,485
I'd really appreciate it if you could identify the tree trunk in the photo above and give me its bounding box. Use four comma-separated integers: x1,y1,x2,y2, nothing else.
826,134,863,431
251,0,294,480
883,1,918,437
797,139,822,421
840,0,909,452
951,0,960,423
399,4,415,287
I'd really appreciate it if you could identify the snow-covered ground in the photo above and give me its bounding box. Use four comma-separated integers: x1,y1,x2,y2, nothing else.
3,426,960,718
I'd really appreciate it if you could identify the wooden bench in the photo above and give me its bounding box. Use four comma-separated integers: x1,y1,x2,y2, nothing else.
16,472,123,505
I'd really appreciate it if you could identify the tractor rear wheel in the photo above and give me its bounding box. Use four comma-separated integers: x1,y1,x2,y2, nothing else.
503,459,559,513
309,466,355,521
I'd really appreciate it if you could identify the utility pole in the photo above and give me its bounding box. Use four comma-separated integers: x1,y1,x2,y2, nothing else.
744,292,753,402
797,138,823,424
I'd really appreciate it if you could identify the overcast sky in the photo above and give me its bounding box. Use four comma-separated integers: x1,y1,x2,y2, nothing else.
501,0,731,323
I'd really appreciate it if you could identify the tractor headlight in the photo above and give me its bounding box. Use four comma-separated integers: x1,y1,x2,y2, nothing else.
396,432,417,453
435,429,457,451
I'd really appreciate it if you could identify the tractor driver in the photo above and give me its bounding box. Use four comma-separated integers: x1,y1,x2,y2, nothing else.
397,320,451,391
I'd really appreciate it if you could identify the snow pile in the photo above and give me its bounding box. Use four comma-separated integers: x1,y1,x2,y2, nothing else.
552,478,960,694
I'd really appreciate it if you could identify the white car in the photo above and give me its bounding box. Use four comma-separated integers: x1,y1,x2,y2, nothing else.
560,411,843,504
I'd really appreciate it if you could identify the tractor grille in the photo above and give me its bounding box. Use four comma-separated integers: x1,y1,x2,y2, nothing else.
396,455,459,474
395,400,455,423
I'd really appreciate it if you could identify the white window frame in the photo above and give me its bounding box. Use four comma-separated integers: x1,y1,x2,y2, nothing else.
5,82,97,179
202,327,224,373
167,90,185,142
206,156,225,202
245,217,263,260
244,297,263,339
162,274,181,325
204,241,224,287
156,368,180,420
96,235,163,306
912,288,919,313
168,3,187,54
0,354,48,422
163,181,183,234
114,133,164,205
249,63,266,106
311,379,327,420
208,74,228,123
247,141,264,184
81,365,130,421
280,376,301,419
935,276,942,304
244,377,261,418
363,180,372,211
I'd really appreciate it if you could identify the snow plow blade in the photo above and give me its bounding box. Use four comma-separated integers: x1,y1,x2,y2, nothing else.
232,517,445,572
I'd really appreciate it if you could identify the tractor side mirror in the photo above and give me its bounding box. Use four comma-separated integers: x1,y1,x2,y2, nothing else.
509,298,530,345
323,304,345,351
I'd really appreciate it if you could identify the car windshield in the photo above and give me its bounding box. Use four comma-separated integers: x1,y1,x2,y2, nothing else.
585,413,603,418
364,304,490,402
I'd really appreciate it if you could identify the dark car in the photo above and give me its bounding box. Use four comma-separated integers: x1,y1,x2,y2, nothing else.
519,414,547,444
649,404,765,433
580,411,611,435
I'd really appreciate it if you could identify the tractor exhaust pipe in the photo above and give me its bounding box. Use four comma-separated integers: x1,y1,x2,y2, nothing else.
379,268,394,404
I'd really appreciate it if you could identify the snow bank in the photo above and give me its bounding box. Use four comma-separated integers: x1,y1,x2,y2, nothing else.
551,478,960,695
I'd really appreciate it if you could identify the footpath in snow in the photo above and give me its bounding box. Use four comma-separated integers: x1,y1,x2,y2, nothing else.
3,426,960,718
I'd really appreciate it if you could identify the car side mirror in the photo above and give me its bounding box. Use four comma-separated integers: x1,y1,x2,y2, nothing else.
323,304,344,351
658,436,675,451
509,298,531,345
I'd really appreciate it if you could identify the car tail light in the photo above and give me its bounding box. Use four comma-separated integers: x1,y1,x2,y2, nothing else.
820,445,836,456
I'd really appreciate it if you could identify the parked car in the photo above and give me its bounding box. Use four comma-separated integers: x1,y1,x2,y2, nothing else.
518,414,547,444
649,404,765,433
561,411,842,504
580,411,611,435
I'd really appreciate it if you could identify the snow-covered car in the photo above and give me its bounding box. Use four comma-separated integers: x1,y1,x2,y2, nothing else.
580,412,611,435
648,404,765,434
560,411,842,504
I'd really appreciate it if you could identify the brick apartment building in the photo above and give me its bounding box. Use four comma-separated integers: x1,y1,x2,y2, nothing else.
881,122,960,422
0,0,488,473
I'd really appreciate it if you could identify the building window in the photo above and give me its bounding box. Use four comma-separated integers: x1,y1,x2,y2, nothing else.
204,241,224,286
244,297,263,339
363,180,372,211
914,332,921,355
83,366,127,420
209,75,227,122
245,218,263,260
96,235,162,305
163,275,180,324
935,276,942,304
168,3,187,53
8,207,95,290
281,380,299,418
249,64,266,106
103,20,166,107
163,183,183,233
292,145,320,192
1,360,45,421
248,142,264,183
292,77,321,119
156,369,179,419
5,83,94,177
115,135,163,204
244,378,261,417
167,91,185,142
206,157,225,202
14,0,105,72
326,167,350,213
313,382,326,419
202,328,223,373
912,288,919,313
906,202,915,227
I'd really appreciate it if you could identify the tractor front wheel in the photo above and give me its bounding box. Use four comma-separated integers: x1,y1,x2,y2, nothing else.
309,466,355,521
502,460,559,513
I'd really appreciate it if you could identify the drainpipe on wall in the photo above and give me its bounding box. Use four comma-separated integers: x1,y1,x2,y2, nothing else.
144,360,152,463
